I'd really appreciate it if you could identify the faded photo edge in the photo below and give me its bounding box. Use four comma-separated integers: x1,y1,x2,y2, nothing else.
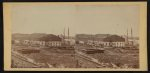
3,2,147,71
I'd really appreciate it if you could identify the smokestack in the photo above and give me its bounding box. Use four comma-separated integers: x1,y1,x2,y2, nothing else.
126,28,129,45
127,28,128,38
131,27,133,39
131,26,134,46
68,27,69,39
64,28,65,39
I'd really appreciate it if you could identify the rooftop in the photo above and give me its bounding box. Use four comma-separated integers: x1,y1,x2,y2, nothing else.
103,35,125,42
12,33,62,41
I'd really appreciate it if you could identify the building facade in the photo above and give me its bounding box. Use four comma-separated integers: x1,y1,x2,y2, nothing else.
87,35,126,48
21,34,62,47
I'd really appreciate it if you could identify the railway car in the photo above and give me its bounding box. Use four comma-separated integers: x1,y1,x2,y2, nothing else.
81,47,104,54
18,49,40,54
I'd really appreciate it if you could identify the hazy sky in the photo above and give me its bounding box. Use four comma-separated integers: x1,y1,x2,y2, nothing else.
11,4,139,37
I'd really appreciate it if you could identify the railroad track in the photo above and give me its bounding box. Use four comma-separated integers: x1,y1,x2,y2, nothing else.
11,50,42,68
75,50,108,68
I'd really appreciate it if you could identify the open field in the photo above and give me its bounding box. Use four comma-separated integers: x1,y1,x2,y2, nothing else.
87,48,139,68
12,44,139,68
12,45,77,68
75,45,139,68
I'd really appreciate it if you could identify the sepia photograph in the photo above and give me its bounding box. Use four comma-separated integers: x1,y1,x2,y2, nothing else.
3,2,147,71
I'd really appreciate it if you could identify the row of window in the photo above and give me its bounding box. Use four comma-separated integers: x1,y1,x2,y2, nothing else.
23,41,62,46
87,42,125,47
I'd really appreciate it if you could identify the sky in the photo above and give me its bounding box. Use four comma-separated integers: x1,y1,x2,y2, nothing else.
11,4,140,37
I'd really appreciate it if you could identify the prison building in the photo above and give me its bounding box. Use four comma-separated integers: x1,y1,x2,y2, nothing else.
22,34,62,47
87,35,125,48
103,35,125,47
39,34,62,47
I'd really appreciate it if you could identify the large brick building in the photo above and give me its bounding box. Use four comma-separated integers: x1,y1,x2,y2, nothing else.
85,35,125,48
23,34,62,47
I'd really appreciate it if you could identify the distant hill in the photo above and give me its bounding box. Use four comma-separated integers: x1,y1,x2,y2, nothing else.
95,34,111,38
38,34,62,41
75,34,111,41
122,35,139,40
12,33,47,40
12,33,61,41
103,35,125,42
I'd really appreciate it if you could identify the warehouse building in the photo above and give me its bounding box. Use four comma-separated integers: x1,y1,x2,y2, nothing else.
22,34,62,47
87,35,125,48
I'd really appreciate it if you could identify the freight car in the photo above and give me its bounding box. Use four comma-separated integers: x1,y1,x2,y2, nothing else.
81,48,104,54
17,49,40,54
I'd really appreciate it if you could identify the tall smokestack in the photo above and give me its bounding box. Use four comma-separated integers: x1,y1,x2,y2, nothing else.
126,28,128,45
64,28,65,39
131,26,133,46
68,27,69,39
131,27,133,39
127,28,128,39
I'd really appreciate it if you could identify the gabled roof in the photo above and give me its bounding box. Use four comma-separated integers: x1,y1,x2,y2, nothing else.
75,34,111,41
12,33,62,41
103,35,125,42
37,34,62,41
95,34,110,38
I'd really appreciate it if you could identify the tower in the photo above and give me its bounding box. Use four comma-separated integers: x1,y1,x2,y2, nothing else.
131,27,133,46
126,28,129,46
130,24,133,39
68,27,69,39
64,27,65,39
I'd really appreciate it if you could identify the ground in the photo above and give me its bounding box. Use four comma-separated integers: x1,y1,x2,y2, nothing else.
12,45,77,68
11,44,139,68
75,45,139,68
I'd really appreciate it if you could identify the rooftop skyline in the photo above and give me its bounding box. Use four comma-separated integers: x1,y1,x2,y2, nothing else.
11,4,139,37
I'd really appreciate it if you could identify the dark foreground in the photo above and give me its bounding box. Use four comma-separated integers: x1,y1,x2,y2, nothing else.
11,45,139,68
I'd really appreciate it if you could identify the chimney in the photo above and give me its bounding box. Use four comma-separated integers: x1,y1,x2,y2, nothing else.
68,27,69,39
64,27,65,39
131,27,133,39
126,28,129,45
